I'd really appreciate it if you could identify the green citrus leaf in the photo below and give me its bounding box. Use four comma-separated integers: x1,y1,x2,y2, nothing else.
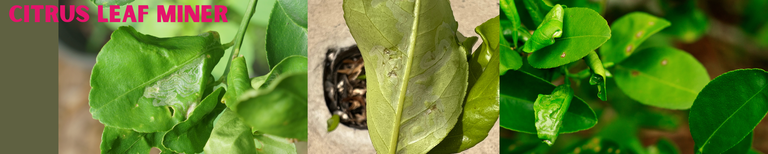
343,0,469,153
555,0,606,14
663,8,708,43
430,17,501,152
203,109,258,153
500,0,521,48
527,8,611,69
100,126,153,154
615,47,709,109
500,70,597,134
521,0,553,26
250,75,269,90
585,51,607,101
326,114,340,132
469,16,500,89
533,85,573,145
649,138,681,154
234,72,308,140
266,0,308,69
523,4,564,53
690,69,768,154
100,126,175,154
500,15,523,74
258,56,308,89
600,12,670,65
722,132,753,154
500,36,523,75
163,88,226,153
89,26,225,132
223,56,252,105
253,134,298,153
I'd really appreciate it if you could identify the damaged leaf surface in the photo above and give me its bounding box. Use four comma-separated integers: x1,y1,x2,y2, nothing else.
343,0,469,153
89,26,225,132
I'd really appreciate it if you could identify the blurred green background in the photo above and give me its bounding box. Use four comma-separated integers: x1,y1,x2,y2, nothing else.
58,0,279,153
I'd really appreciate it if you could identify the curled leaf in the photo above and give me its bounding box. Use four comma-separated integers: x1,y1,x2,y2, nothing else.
223,56,251,106
585,51,607,101
234,72,308,140
500,70,597,134
534,85,573,145
430,17,501,153
163,88,226,153
523,4,564,53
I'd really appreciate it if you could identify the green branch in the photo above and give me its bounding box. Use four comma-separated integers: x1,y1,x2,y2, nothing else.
231,0,260,59
220,0,259,81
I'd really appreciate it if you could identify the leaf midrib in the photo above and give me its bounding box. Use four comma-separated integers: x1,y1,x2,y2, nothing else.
501,94,535,105
114,133,148,154
616,65,699,94
698,82,767,152
389,0,421,153
555,35,610,41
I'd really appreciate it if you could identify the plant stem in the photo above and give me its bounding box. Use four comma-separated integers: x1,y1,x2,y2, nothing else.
567,69,591,79
561,66,571,86
220,0,259,81
231,0,260,59
222,41,235,50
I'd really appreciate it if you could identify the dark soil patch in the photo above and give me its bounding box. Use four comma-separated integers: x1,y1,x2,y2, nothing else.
323,45,367,129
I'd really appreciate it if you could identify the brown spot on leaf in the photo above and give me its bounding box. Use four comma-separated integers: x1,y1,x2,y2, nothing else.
662,59,668,65
255,139,264,151
631,70,640,77
288,138,299,143
560,52,566,58
626,45,633,54
636,31,643,38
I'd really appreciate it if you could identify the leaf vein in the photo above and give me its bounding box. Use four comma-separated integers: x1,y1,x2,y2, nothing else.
699,82,767,151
